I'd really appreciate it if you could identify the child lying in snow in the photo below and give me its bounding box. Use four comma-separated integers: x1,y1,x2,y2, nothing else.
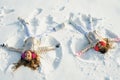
0,18,60,71
69,15,120,56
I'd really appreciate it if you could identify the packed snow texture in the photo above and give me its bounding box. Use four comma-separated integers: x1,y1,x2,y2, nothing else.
0,0,120,80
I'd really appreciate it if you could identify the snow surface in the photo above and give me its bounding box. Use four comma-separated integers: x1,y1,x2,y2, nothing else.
0,0,120,80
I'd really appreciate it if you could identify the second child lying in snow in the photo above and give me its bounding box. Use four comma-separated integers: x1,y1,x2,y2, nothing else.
69,14,120,56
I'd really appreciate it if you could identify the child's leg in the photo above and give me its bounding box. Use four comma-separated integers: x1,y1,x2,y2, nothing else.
85,33,93,44
93,30,103,40
23,24,32,37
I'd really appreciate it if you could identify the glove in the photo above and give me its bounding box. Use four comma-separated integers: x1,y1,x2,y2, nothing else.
11,65,17,72
75,51,83,57
55,43,60,48
0,43,8,48
113,38,120,42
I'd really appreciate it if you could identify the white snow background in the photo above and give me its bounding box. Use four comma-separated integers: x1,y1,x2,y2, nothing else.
0,0,120,80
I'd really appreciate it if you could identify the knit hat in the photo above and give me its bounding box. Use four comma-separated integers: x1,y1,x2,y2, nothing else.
21,51,37,59
94,41,106,51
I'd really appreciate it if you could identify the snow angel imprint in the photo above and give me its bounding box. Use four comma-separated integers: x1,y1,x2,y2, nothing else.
0,18,60,71
69,15,120,56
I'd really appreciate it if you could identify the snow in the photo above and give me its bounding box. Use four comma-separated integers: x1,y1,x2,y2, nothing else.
0,0,120,80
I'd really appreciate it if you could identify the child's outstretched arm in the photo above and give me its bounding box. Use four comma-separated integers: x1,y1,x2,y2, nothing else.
108,38,120,42
37,44,60,54
0,44,23,53
94,30,120,42
75,44,92,57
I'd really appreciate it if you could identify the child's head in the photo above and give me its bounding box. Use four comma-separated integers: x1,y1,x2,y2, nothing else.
22,50,32,61
99,46,108,54
21,50,37,61
94,38,111,54
13,51,40,71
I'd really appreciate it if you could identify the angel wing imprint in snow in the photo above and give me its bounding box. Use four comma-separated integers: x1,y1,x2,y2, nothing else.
69,13,109,63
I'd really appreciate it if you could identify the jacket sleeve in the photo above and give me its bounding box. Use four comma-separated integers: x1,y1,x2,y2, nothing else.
93,30,104,40
37,46,55,54
81,44,92,53
108,38,120,42
2,44,23,53
7,47,23,53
